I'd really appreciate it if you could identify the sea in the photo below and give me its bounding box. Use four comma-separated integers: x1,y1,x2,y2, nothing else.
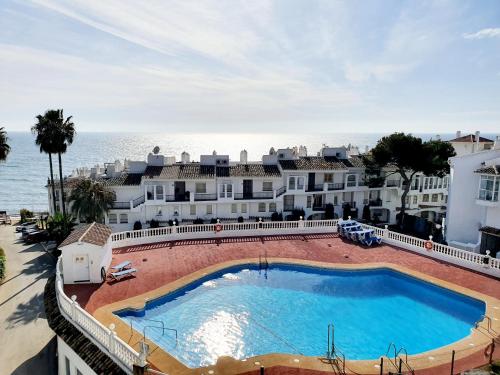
0,132,497,214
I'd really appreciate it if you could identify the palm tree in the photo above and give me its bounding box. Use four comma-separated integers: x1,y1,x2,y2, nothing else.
32,109,76,216
68,179,115,223
52,110,75,216
0,127,10,162
32,113,58,214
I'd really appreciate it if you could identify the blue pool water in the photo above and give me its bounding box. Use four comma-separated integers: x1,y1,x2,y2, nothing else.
116,264,485,368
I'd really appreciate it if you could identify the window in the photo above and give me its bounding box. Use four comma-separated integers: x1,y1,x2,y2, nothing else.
119,214,128,224
219,183,233,198
413,196,417,204
231,203,237,213
334,195,338,205
422,194,429,202
269,202,277,212
262,181,273,191
423,178,429,190
65,357,70,375
405,196,410,204
190,205,196,215
307,196,312,208
347,174,356,187
431,194,438,202
146,185,154,200
258,202,266,212
196,183,206,194
241,203,247,213
324,173,333,183
155,185,163,200
479,175,499,201
284,195,294,211
288,176,304,190
443,176,448,189
206,204,212,215
109,213,117,224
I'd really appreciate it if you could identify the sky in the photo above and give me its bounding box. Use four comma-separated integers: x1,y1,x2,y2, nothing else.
0,0,499,133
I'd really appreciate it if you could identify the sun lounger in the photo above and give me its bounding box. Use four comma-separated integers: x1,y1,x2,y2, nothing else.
110,268,137,280
111,260,132,272
361,235,382,247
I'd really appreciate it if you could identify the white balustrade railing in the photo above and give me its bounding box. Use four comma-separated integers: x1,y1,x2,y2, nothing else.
55,259,140,374
110,219,339,248
109,219,500,278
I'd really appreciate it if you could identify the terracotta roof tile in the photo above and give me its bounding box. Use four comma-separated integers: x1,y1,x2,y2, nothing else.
475,165,500,175
144,164,215,180
449,134,494,143
95,173,142,186
44,277,126,374
60,223,111,248
279,156,347,171
216,164,281,178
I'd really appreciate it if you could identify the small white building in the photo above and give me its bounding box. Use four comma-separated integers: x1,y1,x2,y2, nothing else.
448,131,495,157
446,142,500,255
59,222,113,284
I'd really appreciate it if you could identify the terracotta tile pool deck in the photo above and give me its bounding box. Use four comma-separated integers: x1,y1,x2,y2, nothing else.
65,234,500,374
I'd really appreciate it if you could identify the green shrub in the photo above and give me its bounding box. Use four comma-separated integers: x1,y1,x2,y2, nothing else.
0,247,6,281
20,208,34,223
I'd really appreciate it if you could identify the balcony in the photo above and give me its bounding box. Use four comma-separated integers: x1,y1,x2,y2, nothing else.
306,184,324,192
194,193,217,201
111,201,130,210
328,183,345,191
165,194,190,202
234,191,274,200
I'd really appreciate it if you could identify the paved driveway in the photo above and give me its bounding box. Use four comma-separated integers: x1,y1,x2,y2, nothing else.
0,225,57,375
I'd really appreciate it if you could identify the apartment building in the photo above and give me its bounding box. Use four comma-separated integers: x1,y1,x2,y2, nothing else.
48,145,450,232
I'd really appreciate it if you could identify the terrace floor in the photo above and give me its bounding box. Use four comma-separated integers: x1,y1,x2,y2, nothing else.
64,234,500,375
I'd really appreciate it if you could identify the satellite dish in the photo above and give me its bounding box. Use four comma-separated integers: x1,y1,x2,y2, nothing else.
153,146,160,155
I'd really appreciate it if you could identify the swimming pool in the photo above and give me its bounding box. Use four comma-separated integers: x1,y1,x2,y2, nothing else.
115,263,485,368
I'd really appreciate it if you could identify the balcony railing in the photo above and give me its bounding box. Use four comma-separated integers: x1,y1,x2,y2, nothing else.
369,198,383,207
165,194,190,202
386,180,400,187
194,193,217,201
276,186,286,197
132,195,145,208
328,183,345,191
111,201,131,210
234,191,274,200
306,184,325,192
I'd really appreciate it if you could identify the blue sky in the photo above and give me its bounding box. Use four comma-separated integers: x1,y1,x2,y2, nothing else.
0,0,499,133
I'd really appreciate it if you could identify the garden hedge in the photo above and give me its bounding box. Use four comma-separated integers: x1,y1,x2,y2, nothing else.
0,247,5,281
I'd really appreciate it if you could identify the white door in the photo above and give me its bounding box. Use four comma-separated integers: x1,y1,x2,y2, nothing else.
73,254,90,282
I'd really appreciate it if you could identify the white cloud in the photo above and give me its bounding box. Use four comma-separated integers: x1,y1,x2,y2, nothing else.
463,28,500,40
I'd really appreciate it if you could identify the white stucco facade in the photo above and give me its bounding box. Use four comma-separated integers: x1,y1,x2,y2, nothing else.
446,146,500,252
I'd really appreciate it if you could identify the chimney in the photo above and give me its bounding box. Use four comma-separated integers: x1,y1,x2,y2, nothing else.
181,151,190,163
240,149,248,164
436,134,441,141
494,136,500,151
456,130,461,139
475,131,480,151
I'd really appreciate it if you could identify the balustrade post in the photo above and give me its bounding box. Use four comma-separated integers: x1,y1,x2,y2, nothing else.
484,250,491,268
299,216,304,229
384,225,389,240
108,323,116,355
172,221,177,234
71,295,78,321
